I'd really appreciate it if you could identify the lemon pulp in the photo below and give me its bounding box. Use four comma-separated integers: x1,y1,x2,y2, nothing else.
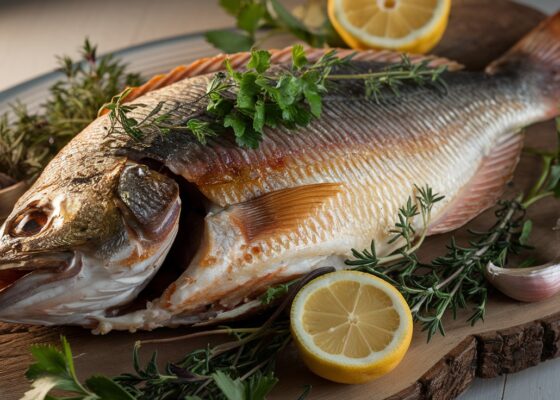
291,271,413,384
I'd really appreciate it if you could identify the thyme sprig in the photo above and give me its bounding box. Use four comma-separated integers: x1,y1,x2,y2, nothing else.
0,39,141,182
105,46,447,148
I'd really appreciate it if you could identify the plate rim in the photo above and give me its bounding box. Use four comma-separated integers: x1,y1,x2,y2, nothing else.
0,28,234,104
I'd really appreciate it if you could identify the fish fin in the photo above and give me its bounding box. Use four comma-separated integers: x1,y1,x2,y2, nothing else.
487,12,560,117
101,48,463,112
230,183,342,242
429,130,524,234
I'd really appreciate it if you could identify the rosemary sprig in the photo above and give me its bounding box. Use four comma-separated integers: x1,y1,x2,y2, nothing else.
107,46,447,148
0,39,141,182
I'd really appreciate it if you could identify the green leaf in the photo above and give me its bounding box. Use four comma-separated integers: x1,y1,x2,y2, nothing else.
291,45,308,70
253,100,266,133
237,73,260,110
236,126,262,148
237,3,265,35
263,102,283,127
213,371,246,400
224,113,246,138
519,219,532,246
268,0,313,43
205,30,253,53
248,50,271,74
85,375,135,400
26,345,68,380
303,86,322,118
281,105,312,127
274,75,302,111
219,0,243,15
26,337,89,395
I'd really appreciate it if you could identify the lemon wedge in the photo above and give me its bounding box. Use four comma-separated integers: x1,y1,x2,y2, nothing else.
328,0,451,53
290,271,412,384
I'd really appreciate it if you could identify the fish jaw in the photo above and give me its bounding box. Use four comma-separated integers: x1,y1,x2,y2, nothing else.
0,199,180,326
0,158,182,327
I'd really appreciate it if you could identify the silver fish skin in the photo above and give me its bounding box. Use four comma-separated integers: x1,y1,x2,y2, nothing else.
0,14,559,332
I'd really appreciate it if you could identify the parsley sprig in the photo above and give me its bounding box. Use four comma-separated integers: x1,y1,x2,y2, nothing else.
105,45,447,148
23,336,133,400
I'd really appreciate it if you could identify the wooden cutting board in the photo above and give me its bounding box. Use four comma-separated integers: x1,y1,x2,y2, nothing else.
0,1,556,399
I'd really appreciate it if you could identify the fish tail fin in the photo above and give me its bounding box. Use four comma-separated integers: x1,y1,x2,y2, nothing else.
487,12,560,117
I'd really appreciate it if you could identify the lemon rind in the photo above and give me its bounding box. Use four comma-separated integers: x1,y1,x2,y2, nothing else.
331,0,450,49
291,270,412,366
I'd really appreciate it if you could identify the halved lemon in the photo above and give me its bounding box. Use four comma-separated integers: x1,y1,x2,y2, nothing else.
290,271,412,384
328,0,451,53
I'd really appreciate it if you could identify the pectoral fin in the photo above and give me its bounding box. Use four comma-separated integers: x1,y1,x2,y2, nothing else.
229,183,343,242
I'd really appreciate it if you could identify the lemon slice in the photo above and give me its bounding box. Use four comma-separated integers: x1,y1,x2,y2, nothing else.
290,271,412,384
328,0,451,53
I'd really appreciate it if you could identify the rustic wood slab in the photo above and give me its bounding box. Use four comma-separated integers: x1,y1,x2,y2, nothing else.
0,1,555,399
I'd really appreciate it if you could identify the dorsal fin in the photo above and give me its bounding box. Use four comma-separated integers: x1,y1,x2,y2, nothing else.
100,47,464,115
230,182,342,242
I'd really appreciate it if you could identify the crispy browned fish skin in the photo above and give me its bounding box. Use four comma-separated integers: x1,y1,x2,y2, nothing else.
0,14,559,332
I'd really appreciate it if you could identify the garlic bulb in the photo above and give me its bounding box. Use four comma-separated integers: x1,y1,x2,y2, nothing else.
484,261,560,302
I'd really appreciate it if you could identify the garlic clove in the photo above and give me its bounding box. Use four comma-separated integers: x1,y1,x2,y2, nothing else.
484,260,560,302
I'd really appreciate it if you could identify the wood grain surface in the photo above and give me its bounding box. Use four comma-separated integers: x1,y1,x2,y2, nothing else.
1,1,560,400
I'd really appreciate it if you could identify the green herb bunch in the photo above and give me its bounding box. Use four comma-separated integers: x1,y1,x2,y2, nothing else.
0,39,141,182
0,107,50,184
106,46,447,149
206,0,344,53
45,39,142,141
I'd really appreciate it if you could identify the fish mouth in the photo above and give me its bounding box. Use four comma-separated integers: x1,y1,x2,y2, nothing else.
0,251,73,293
0,250,83,325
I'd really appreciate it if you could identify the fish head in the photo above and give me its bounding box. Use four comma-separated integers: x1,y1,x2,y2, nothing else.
0,156,180,326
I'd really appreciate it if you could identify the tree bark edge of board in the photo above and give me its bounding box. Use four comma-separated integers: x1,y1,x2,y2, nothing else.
385,312,560,400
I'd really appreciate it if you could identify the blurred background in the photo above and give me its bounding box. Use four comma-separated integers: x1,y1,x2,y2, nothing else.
0,0,557,91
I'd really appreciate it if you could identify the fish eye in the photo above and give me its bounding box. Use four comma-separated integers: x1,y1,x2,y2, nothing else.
9,207,51,237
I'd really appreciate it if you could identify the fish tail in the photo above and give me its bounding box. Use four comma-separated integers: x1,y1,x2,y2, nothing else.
487,12,560,117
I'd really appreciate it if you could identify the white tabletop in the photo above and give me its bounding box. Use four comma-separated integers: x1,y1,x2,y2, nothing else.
0,1,559,399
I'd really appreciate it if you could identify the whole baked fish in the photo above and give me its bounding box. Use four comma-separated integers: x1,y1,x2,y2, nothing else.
0,15,559,333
